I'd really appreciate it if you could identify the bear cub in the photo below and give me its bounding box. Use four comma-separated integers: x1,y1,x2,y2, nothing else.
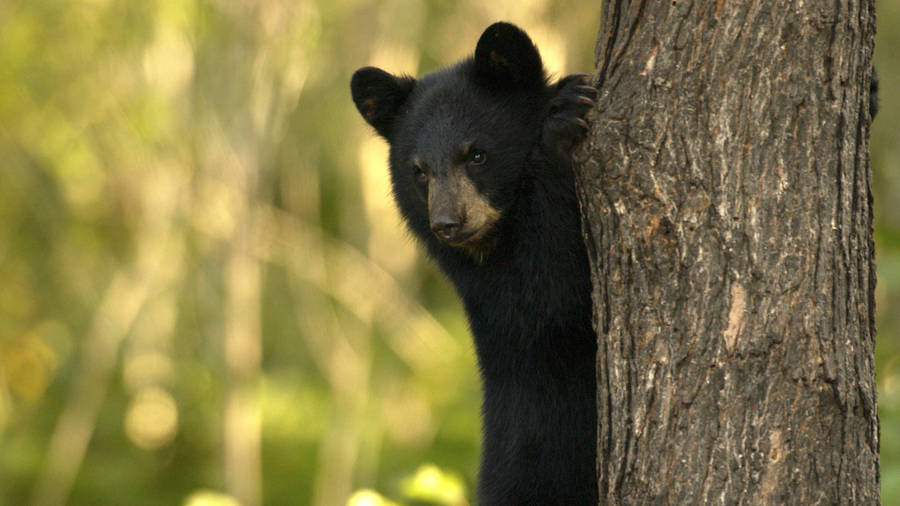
351,22,597,504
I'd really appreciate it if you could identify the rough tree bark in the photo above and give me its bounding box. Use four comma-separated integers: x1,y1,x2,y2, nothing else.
574,1,879,503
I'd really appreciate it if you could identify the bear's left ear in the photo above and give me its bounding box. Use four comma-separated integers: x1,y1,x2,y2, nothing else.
474,22,545,89
351,67,417,139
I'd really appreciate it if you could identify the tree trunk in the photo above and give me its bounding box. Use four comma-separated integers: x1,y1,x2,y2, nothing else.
574,1,879,503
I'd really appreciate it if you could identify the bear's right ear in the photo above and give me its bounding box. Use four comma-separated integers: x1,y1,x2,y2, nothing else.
474,22,545,89
351,67,416,139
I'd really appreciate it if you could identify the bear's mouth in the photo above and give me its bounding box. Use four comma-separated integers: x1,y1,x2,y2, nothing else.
442,232,477,247
437,224,499,262
433,222,484,246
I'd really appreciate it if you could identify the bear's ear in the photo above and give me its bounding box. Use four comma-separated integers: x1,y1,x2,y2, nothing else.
351,67,416,139
474,22,545,89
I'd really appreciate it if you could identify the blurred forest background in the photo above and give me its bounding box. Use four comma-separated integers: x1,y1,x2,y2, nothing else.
0,0,896,505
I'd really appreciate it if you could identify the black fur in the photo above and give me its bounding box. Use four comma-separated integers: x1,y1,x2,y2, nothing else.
351,22,597,504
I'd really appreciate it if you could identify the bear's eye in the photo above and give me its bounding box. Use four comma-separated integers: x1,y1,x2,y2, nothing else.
413,165,427,185
469,149,487,165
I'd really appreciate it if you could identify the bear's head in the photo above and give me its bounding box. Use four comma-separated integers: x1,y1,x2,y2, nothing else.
351,22,550,259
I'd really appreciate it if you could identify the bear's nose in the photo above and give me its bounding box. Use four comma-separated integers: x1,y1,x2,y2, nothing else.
431,215,462,242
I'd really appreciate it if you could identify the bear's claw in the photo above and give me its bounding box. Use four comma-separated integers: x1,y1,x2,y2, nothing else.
541,73,597,159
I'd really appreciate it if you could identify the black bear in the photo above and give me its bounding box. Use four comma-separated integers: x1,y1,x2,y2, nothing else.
351,22,597,504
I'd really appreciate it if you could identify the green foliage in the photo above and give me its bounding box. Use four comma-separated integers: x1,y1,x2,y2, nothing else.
0,0,896,504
